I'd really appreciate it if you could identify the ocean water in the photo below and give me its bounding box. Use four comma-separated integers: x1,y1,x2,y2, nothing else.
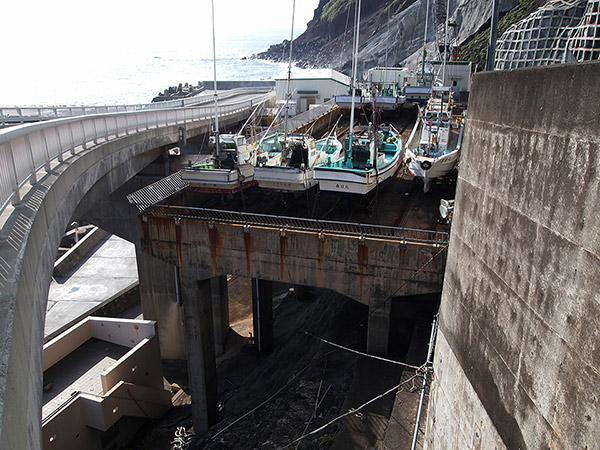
0,30,296,107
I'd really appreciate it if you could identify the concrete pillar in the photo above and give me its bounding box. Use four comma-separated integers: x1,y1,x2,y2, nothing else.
367,299,392,356
251,278,273,355
211,275,229,356
137,249,186,359
180,274,219,433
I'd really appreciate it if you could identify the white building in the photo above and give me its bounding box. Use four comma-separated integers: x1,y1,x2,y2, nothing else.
275,69,350,114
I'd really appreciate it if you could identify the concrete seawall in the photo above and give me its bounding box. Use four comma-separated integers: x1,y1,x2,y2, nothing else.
426,62,600,448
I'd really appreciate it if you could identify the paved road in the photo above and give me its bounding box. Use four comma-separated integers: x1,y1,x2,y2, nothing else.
45,234,138,341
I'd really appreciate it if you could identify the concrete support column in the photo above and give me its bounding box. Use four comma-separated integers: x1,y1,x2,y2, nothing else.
180,274,219,433
367,299,391,356
251,278,273,355
211,275,229,356
137,248,186,359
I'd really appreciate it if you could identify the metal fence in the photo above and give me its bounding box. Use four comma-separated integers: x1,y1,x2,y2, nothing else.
143,205,449,246
0,87,272,126
0,91,274,215
256,99,338,142
127,172,189,212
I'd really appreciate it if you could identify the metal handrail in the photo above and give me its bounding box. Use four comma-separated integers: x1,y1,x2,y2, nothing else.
0,87,273,125
0,91,275,215
143,205,449,246
255,99,337,141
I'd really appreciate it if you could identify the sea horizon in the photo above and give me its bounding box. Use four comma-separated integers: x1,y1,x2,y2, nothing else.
0,28,304,108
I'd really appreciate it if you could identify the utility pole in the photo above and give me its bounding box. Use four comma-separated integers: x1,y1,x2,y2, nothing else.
486,0,500,71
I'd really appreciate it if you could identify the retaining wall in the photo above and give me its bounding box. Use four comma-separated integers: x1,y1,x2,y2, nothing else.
425,62,600,448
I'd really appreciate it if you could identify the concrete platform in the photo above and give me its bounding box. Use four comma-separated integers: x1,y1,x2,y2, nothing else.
42,339,129,420
45,234,138,341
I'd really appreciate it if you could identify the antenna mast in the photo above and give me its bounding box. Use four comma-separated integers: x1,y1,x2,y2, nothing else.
211,0,220,160
349,0,362,154
284,0,296,154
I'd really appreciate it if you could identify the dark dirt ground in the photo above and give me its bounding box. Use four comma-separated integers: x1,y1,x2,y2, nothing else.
126,279,438,450
127,284,371,450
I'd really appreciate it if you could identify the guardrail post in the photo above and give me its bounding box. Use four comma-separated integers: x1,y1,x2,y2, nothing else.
91,119,98,145
41,129,52,172
102,117,108,142
7,143,22,206
80,121,87,150
56,128,64,163
68,123,76,155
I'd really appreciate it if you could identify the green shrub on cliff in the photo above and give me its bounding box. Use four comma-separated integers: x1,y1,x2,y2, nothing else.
322,0,354,23
461,0,536,70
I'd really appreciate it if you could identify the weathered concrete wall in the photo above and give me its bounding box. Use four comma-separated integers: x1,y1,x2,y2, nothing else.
141,217,446,307
0,118,215,450
426,62,600,449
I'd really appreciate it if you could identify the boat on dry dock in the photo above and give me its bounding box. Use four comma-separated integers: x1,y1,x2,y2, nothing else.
313,124,402,194
254,132,342,191
404,86,463,192
180,134,256,192
314,0,402,195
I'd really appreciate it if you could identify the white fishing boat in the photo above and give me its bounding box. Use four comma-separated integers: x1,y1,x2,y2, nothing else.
180,133,256,192
314,0,403,195
179,0,256,193
404,86,463,192
255,133,342,191
314,124,403,194
253,0,344,192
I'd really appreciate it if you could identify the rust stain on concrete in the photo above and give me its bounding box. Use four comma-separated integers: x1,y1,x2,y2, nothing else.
279,235,287,281
175,220,183,268
358,242,369,266
243,231,252,275
208,226,222,277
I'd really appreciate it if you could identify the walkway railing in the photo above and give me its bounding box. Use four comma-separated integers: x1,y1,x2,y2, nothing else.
0,87,272,126
256,99,337,141
143,205,449,246
0,91,274,215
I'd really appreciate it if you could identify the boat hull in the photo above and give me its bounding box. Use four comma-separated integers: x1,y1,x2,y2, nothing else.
314,151,402,194
405,149,459,192
180,164,255,192
254,167,318,192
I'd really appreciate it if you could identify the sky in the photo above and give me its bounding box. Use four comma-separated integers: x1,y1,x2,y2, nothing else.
3,0,320,61
1,0,321,105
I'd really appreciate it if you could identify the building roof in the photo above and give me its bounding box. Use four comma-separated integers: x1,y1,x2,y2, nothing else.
275,68,350,86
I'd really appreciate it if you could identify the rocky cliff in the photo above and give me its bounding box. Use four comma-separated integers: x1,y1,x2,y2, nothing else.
257,0,541,75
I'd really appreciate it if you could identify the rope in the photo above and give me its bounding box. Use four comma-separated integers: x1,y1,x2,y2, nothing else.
305,332,421,370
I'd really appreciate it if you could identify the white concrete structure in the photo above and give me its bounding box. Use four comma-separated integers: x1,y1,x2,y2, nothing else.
275,69,350,114
42,317,171,450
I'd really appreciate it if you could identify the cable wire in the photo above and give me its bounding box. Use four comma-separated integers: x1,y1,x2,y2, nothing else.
210,362,312,440
276,372,423,449
305,331,421,370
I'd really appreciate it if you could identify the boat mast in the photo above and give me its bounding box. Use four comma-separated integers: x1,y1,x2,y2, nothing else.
211,0,220,162
422,0,430,83
283,0,296,156
442,0,450,85
348,0,362,164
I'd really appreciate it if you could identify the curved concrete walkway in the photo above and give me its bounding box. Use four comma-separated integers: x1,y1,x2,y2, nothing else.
0,94,262,449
